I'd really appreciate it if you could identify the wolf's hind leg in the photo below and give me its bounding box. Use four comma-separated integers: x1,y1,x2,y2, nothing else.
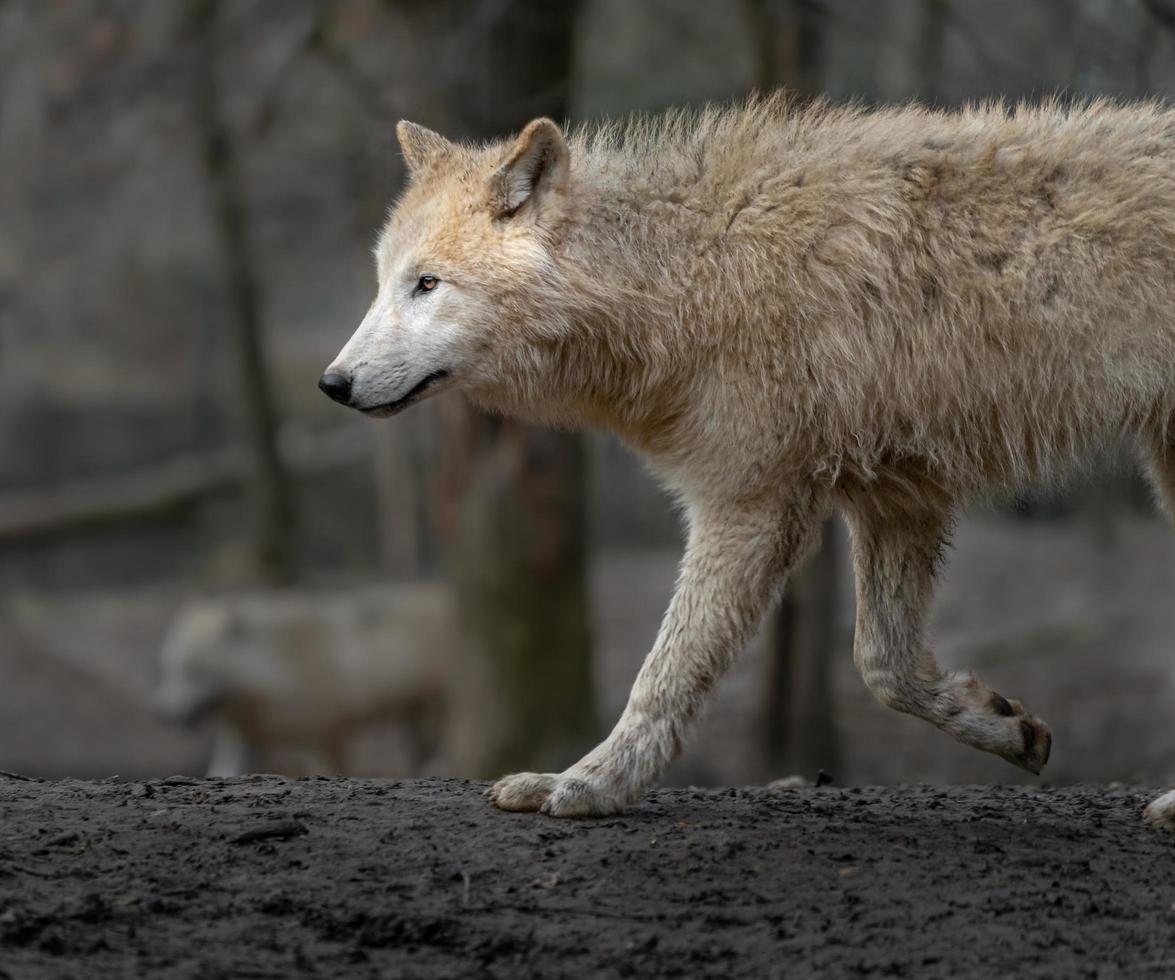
206,721,259,777
1140,431,1175,829
844,501,1052,773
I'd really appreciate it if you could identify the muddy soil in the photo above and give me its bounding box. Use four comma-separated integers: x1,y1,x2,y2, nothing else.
0,777,1172,979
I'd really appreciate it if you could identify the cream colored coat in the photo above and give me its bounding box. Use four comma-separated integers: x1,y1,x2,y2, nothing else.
325,96,1175,827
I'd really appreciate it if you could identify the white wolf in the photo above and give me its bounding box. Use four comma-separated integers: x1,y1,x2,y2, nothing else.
321,96,1175,827
155,585,458,777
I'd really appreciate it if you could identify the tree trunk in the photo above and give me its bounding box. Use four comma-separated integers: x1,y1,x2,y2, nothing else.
435,403,594,775
745,0,842,781
919,0,948,104
764,518,841,778
374,421,422,579
422,0,596,776
189,0,295,585
743,0,824,98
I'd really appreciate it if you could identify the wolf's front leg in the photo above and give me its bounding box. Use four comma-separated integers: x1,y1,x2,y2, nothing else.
206,721,260,777
489,499,821,817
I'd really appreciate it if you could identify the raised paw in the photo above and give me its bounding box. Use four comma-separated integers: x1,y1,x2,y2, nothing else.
487,771,627,818
941,675,1052,775
992,693,1053,775
1144,790,1175,831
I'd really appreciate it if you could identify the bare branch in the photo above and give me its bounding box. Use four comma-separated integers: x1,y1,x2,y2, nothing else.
0,423,372,542
188,0,295,584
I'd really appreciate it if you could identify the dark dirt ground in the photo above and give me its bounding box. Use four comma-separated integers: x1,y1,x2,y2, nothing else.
0,778,1173,979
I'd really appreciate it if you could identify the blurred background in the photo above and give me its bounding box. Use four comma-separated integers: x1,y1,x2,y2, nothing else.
2,0,1174,788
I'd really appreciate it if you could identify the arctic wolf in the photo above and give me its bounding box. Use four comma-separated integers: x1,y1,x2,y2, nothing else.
155,586,459,776
321,96,1175,827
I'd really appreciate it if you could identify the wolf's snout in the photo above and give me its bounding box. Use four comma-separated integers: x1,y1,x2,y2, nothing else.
318,371,352,405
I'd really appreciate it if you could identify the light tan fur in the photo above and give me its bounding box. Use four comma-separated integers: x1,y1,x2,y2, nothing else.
325,96,1175,827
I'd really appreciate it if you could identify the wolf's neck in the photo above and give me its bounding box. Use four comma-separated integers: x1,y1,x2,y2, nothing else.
465,252,687,454
469,159,714,452
532,235,690,451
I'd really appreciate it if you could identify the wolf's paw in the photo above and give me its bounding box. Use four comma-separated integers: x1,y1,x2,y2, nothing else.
943,675,1052,775
1144,790,1175,831
487,771,627,818
486,772,558,812
993,697,1053,775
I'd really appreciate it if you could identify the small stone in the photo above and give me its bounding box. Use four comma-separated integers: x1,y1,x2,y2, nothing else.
768,775,811,790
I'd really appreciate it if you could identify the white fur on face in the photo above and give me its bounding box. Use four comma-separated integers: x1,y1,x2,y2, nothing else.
326,251,466,416
155,606,299,719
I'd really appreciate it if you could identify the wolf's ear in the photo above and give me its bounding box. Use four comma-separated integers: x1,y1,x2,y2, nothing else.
396,120,455,174
490,117,569,218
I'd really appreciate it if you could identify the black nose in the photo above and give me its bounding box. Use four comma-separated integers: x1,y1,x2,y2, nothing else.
318,371,352,405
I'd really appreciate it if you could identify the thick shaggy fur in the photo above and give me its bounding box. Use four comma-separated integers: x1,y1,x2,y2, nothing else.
325,96,1175,827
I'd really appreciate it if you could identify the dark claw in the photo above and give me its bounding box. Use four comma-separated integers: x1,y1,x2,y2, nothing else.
990,692,1016,717
1020,719,1037,756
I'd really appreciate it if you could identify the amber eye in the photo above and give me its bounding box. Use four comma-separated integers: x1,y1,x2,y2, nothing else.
416,274,439,294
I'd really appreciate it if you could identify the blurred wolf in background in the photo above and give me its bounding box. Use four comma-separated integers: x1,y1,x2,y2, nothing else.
321,95,1175,827
155,585,461,777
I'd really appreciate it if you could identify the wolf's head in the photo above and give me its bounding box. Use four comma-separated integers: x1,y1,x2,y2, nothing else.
320,117,575,418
